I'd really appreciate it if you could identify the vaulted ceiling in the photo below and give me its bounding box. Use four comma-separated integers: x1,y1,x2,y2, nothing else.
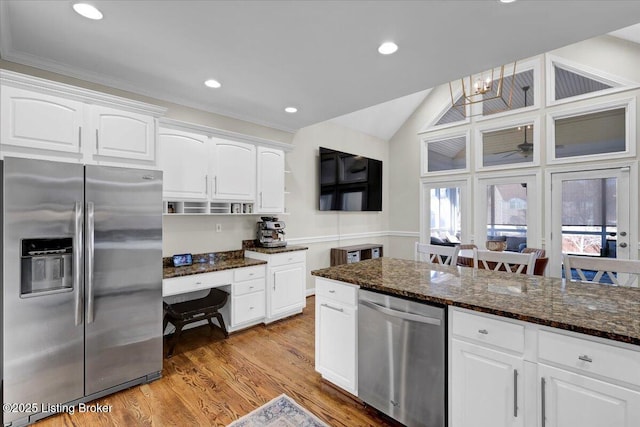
1,1,640,133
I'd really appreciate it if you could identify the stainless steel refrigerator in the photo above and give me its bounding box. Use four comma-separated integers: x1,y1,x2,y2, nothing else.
1,157,163,426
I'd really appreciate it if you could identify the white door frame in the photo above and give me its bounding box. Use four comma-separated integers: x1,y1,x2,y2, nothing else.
420,177,472,244
546,162,637,278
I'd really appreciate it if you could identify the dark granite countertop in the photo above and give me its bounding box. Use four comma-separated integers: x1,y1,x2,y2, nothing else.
244,245,309,254
311,257,640,346
163,250,267,279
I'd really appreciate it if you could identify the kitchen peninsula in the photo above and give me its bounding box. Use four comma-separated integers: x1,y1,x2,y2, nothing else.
312,258,640,427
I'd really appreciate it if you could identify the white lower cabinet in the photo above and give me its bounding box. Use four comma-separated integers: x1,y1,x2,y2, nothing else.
451,340,524,427
450,308,640,427
315,278,358,396
230,265,266,331
245,249,307,323
538,364,640,427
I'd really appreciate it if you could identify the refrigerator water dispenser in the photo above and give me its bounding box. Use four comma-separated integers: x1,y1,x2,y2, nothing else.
21,238,73,295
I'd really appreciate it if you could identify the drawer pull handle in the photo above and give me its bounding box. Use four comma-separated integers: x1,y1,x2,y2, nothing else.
250,306,254,310
478,329,489,335
249,273,254,276
578,355,593,363
249,286,254,289
288,258,293,261
328,290,336,293
196,282,202,285
541,377,546,427
513,369,518,418
321,303,344,313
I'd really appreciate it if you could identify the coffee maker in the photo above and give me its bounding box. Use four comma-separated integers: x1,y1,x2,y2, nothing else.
256,217,287,248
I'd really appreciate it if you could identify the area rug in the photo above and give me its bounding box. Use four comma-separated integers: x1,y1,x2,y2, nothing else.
228,394,329,427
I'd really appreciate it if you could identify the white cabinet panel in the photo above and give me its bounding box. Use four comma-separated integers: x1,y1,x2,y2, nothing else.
1,86,83,155
452,339,524,427
158,128,209,200
232,291,266,326
92,105,155,161
539,364,640,427
257,147,285,213
212,138,256,201
316,298,357,395
270,263,305,319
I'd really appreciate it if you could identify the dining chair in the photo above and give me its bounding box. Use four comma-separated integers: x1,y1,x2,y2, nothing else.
562,254,640,287
415,242,460,266
473,249,537,275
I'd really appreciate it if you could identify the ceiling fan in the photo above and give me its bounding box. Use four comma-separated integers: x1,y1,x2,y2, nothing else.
494,86,533,158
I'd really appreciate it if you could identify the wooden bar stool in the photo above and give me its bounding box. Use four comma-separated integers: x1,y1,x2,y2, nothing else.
163,288,229,358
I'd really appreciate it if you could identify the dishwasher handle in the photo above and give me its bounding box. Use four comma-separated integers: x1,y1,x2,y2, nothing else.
359,299,442,326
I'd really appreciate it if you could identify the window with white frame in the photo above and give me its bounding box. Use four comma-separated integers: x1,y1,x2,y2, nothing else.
421,179,470,245
422,133,468,174
482,69,535,116
476,118,539,170
475,174,539,252
548,98,635,163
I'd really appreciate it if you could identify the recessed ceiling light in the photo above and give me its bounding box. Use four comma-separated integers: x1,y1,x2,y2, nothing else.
72,3,103,20
284,107,298,113
378,42,398,55
499,0,517,3
204,79,222,89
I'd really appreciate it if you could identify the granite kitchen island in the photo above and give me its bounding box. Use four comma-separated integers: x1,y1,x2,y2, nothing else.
312,257,640,427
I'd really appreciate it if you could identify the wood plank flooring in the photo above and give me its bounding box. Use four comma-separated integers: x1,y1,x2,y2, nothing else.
36,296,402,426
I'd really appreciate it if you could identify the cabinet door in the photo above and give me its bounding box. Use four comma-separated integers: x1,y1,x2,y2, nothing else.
452,339,524,427
316,297,357,394
1,86,83,155
212,138,256,201
158,128,210,200
269,262,305,319
232,291,265,326
257,147,285,213
539,364,640,427
92,105,155,161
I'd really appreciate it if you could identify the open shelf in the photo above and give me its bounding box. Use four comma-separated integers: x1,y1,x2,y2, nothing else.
164,200,257,216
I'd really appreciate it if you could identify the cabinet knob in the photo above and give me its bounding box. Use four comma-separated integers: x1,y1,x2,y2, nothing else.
249,306,254,310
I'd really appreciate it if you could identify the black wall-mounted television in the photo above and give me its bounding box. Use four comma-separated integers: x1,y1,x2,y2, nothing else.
319,147,382,211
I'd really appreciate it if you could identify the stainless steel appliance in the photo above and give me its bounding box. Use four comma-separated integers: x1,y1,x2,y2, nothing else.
256,217,287,248
358,289,446,427
1,157,163,426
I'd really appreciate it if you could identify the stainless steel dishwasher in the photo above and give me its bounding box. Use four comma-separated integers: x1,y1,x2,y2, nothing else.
358,289,445,427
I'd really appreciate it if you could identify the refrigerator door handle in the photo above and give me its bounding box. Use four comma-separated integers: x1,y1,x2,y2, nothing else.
86,201,95,324
74,201,84,326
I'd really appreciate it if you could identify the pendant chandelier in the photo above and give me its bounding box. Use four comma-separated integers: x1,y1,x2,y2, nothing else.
449,61,517,117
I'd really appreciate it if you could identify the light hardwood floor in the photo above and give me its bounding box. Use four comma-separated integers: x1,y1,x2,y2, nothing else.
36,296,402,426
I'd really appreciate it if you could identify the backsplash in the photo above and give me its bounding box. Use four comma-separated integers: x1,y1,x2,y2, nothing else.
162,249,245,268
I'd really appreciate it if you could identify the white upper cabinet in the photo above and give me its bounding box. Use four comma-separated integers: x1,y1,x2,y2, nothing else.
0,70,165,166
91,105,156,162
1,86,84,157
211,137,256,201
257,147,285,213
158,128,210,200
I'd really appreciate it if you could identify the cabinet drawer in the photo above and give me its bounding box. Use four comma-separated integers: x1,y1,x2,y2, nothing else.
269,250,306,267
539,330,640,386
233,291,266,325
162,270,233,297
452,309,525,353
316,278,358,306
234,265,265,282
234,278,265,296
